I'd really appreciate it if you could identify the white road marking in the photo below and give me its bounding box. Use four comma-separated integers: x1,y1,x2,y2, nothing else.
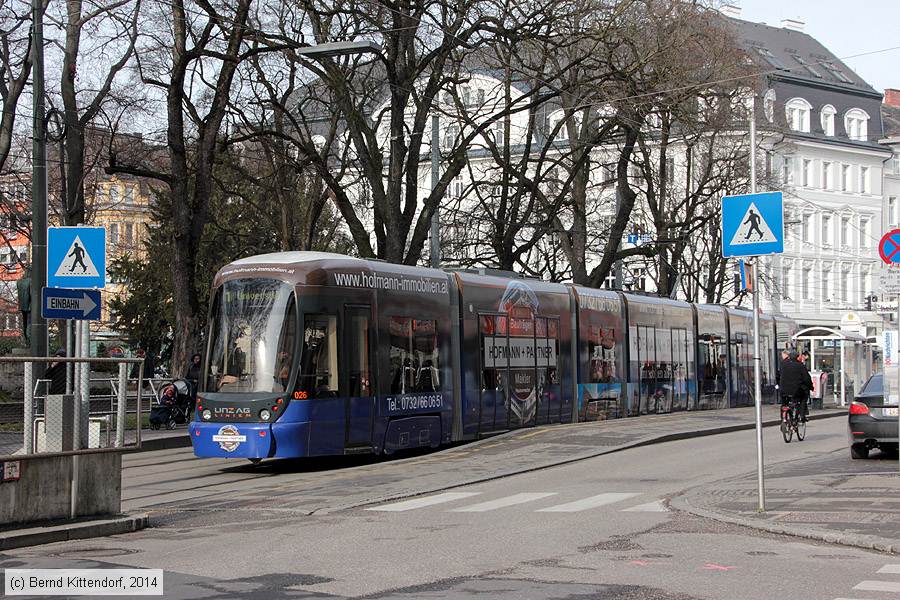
622,500,669,512
536,492,640,513
365,492,481,512
877,564,900,574
451,492,558,512
833,597,876,600
853,581,900,593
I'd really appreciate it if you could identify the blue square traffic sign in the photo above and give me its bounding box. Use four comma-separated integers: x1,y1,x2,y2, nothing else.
47,227,106,289
721,192,784,258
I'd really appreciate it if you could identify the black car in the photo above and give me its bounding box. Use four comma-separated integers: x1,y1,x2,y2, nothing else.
849,373,899,459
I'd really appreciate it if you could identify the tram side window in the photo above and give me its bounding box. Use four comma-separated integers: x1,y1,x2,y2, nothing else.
699,335,727,393
275,298,297,392
299,315,338,398
389,317,441,394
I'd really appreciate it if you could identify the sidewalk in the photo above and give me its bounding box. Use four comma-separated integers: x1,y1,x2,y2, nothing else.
673,446,900,554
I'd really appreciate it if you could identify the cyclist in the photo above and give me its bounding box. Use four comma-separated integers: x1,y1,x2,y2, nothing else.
779,350,812,422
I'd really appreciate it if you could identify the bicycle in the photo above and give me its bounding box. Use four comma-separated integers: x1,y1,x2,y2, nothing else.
780,398,806,443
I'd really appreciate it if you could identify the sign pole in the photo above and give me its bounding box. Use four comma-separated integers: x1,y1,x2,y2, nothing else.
749,93,766,513
897,293,899,473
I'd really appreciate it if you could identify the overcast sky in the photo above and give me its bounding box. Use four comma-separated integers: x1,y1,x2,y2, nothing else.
736,0,900,93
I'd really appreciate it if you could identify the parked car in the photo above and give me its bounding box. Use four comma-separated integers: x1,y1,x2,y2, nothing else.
849,373,899,459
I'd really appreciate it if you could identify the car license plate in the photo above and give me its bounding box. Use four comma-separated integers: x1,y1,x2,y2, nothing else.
886,408,899,417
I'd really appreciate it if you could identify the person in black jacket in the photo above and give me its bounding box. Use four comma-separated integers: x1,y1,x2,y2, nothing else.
779,350,812,421
44,348,68,395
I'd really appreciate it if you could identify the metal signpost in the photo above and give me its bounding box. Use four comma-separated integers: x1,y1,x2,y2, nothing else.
45,227,106,484
721,175,784,513
878,229,900,472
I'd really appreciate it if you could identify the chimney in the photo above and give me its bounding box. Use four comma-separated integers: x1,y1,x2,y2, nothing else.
886,89,900,108
781,18,805,32
719,3,742,18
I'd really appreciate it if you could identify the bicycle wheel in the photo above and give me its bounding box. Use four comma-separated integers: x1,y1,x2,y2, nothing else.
781,418,792,443
795,416,806,441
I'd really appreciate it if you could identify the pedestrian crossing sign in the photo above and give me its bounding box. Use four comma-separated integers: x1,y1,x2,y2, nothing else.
47,226,106,289
721,192,783,258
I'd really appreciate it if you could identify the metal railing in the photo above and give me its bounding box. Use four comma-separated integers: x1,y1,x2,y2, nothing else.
0,356,145,459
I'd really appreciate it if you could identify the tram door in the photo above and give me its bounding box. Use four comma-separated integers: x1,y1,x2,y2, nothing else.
344,305,374,448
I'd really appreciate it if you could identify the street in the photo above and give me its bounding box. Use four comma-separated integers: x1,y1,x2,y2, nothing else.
3,415,898,599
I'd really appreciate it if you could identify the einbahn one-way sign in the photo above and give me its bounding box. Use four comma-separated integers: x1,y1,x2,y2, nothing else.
41,287,102,321
721,191,784,258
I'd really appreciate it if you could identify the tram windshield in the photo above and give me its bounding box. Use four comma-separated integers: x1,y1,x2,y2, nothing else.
206,279,297,394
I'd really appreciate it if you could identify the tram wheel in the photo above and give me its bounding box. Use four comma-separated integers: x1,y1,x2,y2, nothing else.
248,458,262,466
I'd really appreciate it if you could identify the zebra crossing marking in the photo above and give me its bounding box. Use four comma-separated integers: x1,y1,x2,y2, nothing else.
536,492,640,513
622,500,668,512
853,581,900,593
876,564,900,574
365,492,481,512
451,492,557,513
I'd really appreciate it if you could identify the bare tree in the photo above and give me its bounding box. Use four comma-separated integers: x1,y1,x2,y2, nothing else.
107,0,253,375
0,0,35,173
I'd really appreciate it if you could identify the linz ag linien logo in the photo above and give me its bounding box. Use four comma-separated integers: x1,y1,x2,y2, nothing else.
214,406,252,418
213,425,246,452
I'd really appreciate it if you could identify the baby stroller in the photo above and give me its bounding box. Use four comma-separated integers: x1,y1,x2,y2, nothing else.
149,379,193,430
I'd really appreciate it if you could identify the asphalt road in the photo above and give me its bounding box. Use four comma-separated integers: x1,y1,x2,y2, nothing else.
2,416,897,599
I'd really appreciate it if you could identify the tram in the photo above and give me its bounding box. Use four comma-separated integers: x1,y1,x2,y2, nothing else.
189,252,796,460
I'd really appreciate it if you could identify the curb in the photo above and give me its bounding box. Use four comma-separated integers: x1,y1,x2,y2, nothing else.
136,434,191,452
312,409,846,514
670,494,897,555
0,513,149,551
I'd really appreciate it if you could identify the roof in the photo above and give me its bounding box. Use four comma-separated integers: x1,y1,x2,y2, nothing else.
725,18,878,96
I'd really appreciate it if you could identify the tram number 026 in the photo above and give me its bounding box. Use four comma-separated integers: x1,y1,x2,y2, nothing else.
293,391,309,400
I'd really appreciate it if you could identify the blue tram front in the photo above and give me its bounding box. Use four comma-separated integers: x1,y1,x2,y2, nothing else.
190,252,454,459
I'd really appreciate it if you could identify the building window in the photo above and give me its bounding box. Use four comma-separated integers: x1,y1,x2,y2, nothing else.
840,217,849,247
860,217,870,246
841,164,851,192
822,266,832,300
448,178,463,199
860,166,870,194
476,88,485,106
820,105,836,136
124,185,134,203
443,123,459,149
823,161,834,190
109,223,119,245
461,86,471,107
782,264,792,299
821,214,831,246
845,108,869,141
802,159,813,187
841,268,851,303
802,267,811,300
785,98,811,133
763,89,776,123
802,213,812,242
890,197,897,226
782,156,793,185
125,223,134,248
493,121,505,147
109,185,119,203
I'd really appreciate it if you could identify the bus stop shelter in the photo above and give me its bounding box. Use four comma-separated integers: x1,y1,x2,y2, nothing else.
792,326,870,407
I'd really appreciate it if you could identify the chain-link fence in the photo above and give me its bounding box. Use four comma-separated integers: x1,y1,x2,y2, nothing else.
0,356,164,459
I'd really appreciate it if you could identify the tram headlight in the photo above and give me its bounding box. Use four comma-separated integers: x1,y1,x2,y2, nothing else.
259,409,271,422
202,409,211,421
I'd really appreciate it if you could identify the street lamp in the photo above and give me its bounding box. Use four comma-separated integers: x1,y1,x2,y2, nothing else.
295,40,381,59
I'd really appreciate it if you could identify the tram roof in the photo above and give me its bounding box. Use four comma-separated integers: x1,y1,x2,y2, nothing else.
215,251,449,286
